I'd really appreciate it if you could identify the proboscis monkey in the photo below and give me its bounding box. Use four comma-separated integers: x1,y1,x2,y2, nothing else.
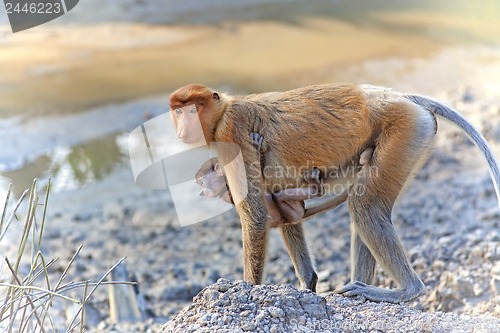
170,83,500,303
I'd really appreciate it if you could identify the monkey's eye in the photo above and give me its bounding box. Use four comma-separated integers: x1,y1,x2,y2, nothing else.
189,107,198,113
175,109,182,115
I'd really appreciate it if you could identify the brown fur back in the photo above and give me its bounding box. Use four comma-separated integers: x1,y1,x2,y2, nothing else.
215,84,373,189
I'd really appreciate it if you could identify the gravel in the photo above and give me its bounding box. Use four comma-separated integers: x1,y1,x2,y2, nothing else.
160,279,500,333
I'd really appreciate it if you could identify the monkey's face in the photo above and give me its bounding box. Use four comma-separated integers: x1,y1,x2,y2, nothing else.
196,173,227,198
170,84,223,144
170,104,204,144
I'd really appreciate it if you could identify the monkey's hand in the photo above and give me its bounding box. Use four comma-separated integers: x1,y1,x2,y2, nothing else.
249,132,264,152
304,167,325,197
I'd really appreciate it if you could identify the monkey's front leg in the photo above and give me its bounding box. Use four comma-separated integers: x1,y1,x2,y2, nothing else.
249,130,317,290
280,223,318,291
219,135,270,285
237,195,269,284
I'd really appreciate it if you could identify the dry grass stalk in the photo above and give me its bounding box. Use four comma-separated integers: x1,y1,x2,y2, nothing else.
0,180,135,332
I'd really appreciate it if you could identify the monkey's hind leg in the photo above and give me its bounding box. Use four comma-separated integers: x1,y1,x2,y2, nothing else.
336,105,436,303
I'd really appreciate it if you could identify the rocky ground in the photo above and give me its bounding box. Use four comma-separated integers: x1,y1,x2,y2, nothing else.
160,279,500,333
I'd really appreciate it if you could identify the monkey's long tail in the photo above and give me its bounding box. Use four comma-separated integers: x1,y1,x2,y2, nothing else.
405,94,500,212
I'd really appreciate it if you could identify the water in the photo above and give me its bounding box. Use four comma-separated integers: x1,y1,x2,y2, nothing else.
0,0,499,201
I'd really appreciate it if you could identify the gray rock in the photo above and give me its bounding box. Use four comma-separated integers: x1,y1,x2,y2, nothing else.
491,277,500,296
491,264,500,296
240,321,256,331
451,277,476,299
267,306,284,318
485,243,500,262
161,283,204,301
492,264,500,276
103,202,127,220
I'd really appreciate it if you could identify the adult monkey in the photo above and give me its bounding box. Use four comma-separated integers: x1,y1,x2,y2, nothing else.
169,83,500,303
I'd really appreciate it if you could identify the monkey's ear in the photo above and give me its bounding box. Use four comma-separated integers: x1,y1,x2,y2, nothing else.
214,163,224,176
213,92,220,101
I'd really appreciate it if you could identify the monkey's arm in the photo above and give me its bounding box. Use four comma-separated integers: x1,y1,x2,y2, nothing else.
272,187,318,223
303,190,348,218
220,190,233,204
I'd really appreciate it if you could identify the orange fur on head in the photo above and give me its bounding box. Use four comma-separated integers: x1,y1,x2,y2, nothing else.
170,84,227,143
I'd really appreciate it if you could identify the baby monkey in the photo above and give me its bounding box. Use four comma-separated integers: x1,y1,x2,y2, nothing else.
196,132,374,227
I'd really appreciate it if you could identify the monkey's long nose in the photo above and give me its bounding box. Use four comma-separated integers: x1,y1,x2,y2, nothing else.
178,129,188,139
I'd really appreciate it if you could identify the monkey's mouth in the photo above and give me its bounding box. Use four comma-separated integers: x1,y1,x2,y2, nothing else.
200,187,228,199
178,135,197,144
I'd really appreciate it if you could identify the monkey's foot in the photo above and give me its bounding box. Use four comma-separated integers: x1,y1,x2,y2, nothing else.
334,281,424,303
299,270,318,292
249,132,264,149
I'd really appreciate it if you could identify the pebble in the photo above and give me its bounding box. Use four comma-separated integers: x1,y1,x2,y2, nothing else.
491,277,500,296
103,202,126,220
240,321,256,331
267,306,285,318
451,277,476,299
